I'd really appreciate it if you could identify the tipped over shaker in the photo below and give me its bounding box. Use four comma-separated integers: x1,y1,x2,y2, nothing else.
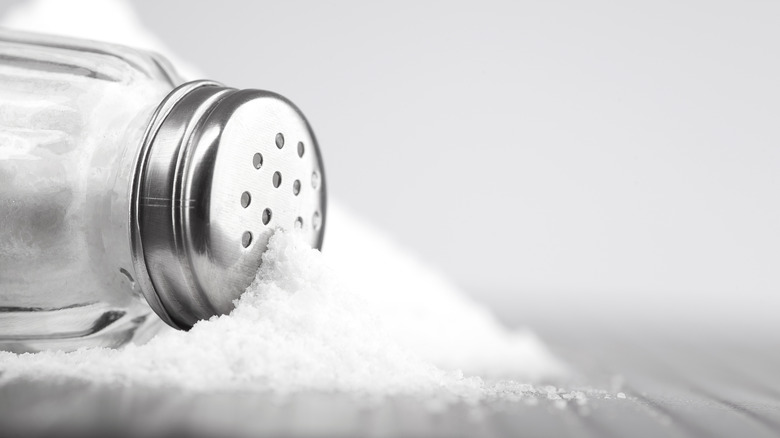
0,29,326,352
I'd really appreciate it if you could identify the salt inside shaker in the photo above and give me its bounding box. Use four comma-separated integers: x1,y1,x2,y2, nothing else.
0,29,326,352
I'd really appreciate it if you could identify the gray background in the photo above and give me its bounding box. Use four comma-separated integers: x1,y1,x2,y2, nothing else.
4,0,780,333
2,2,780,437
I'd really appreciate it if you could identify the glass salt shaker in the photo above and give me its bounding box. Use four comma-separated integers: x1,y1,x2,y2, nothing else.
0,29,327,352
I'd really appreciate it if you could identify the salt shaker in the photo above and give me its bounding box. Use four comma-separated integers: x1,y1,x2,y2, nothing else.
0,29,326,352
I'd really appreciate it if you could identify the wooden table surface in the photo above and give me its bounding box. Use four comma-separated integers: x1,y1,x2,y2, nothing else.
2,324,778,438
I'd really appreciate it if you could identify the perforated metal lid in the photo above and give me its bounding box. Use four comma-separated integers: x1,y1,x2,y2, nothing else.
131,80,326,329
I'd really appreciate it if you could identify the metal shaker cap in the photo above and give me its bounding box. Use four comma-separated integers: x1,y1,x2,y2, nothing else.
131,81,326,330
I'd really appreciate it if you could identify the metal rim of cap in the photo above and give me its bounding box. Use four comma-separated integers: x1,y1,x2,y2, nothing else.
130,80,327,330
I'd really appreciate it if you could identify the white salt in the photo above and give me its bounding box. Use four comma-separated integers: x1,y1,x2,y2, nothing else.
323,203,565,378
0,0,566,398
0,220,560,396
0,229,477,395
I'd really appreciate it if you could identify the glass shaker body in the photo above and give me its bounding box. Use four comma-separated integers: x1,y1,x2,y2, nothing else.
0,30,179,351
0,30,327,353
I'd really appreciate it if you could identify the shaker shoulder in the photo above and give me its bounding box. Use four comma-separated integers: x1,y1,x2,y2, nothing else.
0,28,182,86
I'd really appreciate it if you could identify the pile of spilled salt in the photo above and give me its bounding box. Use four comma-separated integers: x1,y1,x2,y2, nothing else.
0,203,563,397
323,203,564,379
0,0,569,399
